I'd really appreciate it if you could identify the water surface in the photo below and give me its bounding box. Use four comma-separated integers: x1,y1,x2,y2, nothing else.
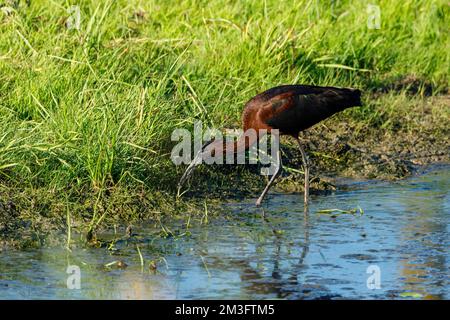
0,166,448,299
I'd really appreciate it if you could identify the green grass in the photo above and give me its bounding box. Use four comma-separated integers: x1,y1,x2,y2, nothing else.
0,0,448,236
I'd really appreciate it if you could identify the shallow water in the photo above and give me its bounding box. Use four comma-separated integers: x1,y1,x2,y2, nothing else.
1,165,449,299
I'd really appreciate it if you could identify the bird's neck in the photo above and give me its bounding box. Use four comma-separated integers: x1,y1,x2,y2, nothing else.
203,132,258,157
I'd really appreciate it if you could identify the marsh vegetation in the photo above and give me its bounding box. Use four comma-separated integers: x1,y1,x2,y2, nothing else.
0,0,448,247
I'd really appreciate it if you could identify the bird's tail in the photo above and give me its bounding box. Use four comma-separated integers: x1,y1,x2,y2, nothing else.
349,88,362,107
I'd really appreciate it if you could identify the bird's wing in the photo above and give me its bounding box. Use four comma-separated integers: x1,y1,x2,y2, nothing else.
261,91,341,134
253,85,346,103
250,88,358,135
256,92,301,134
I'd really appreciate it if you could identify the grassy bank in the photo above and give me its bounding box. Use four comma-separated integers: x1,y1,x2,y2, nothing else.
0,0,449,247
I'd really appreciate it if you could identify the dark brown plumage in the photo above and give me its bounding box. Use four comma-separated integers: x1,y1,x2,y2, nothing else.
243,85,361,136
178,84,362,206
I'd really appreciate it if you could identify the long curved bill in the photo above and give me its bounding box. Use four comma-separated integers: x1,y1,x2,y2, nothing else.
176,152,203,197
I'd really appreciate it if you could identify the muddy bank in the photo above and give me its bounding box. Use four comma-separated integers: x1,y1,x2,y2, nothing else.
277,94,449,190
1,94,449,249
0,186,206,249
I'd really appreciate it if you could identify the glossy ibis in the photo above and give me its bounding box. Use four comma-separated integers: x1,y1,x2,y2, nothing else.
177,85,362,206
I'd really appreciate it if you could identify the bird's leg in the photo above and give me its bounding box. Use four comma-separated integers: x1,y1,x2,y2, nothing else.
256,140,282,207
296,137,310,206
